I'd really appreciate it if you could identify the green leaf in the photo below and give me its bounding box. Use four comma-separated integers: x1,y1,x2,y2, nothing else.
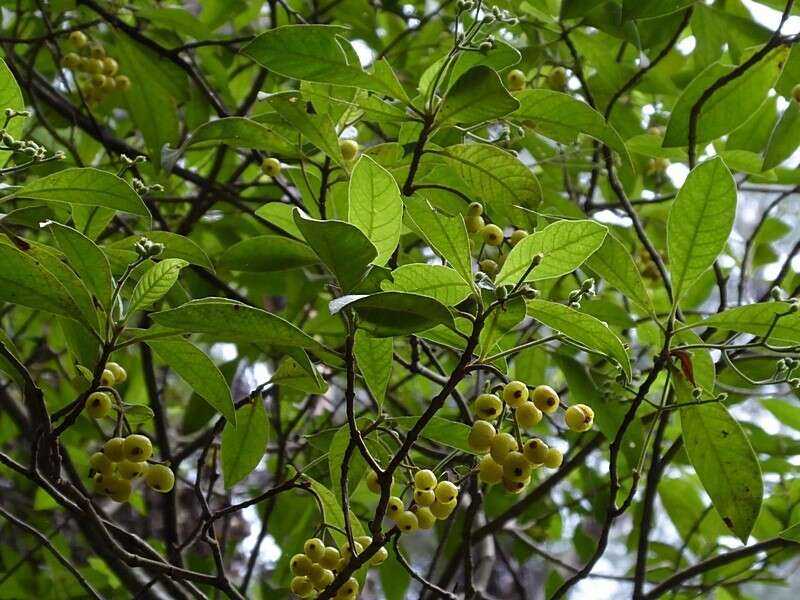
438,143,541,220
0,58,25,167
6,168,150,220
585,231,654,315
622,0,694,20
0,242,81,320
761,398,800,431
762,102,800,170
527,299,631,380
330,292,454,337
664,47,788,147
267,92,345,167
779,522,800,543
128,259,188,314
182,116,297,156
495,220,608,286
147,339,235,425
293,210,378,292
110,232,213,271
403,195,474,287
242,25,394,96
513,89,631,166
270,355,328,394
697,302,800,344
392,416,476,454
348,155,403,266
675,373,763,543
218,236,318,272
47,222,114,311
151,298,322,349
254,203,305,239
354,330,392,408
221,398,269,488
122,403,155,425
438,66,519,126
305,475,365,547
667,157,737,300
480,296,526,357
382,264,472,306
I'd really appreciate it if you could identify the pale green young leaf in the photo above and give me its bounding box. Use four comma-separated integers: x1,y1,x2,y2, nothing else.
0,58,24,166
354,330,392,408
382,264,472,306
527,299,631,380
762,102,800,170
48,222,114,311
675,373,763,543
221,398,269,488
147,339,235,425
269,356,328,394
128,259,188,314
495,220,607,286
348,155,403,266
667,157,737,300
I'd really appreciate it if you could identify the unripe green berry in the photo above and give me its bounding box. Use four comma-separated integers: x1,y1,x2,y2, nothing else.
502,381,529,408
145,463,174,492
479,259,498,277
106,362,127,384
523,438,548,464
290,553,313,576
468,419,496,453
340,139,359,161
516,401,543,429
336,577,359,599
465,215,485,234
61,52,81,69
510,229,528,246
532,385,560,414
543,447,563,469
480,223,504,246
466,202,483,217
366,469,381,494
261,157,281,177
507,69,526,91
308,564,335,589
115,75,131,92
89,451,114,475
123,434,153,462
478,454,503,485
547,66,568,90
90,45,106,59
118,459,148,480
318,546,340,569
489,432,518,464
290,575,314,598
86,58,104,74
69,30,88,48
103,437,126,462
85,391,112,419
99,368,116,387
474,393,502,419
102,57,118,76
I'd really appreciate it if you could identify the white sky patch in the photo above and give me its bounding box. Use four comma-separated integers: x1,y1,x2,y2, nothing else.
666,162,689,187
743,0,800,35
677,35,696,55
594,210,633,228
350,39,375,66
211,343,238,362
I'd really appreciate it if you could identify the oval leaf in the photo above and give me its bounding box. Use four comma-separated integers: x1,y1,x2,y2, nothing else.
128,258,188,314
221,398,269,489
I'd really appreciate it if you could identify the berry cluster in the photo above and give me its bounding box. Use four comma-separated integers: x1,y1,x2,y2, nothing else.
289,535,384,598
60,31,130,104
468,382,594,494
366,467,459,532
90,434,175,503
83,361,127,419
464,202,528,280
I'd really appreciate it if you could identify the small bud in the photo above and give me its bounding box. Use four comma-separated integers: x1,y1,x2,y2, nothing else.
531,253,544,267
715,393,728,402
495,286,508,300
770,286,784,301
692,388,702,400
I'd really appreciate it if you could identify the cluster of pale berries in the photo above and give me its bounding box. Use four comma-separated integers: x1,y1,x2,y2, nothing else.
468,382,594,494
261,140,359,178
60,31,131,103
289,536,380,599
464,202,530,282
83,362,174,502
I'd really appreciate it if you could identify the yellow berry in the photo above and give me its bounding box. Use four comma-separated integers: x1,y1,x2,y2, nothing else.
465,215,485,234
369,546,389,566
92,472,108,494
102,476,132,503
565,404,595,432
478,454,503,485
123,434,153,462
118,459,148,480
290,553,313,576
106,362,127,384
489,432,518,464
416,507,436,529
69,31,87,48
89,451,114,475
396,510,418,533
434,480,458,504
85,391,112,419
99,368,115,387
102,57,119,76
430,498,457,519
341,540,363,560
479,259,498,277
103,437,126,462
290,575,314,598
61,52,81,69
86,58,104,74
502,381,529,408
466,202,483,217
366,469,381,494
502,451,532,482
145,464,174,492
502,476,528,494
414,488,436,507
474,393,502,419
336,577,359,599
510,229,528,246
523,438,549,464
543,447,563,469
516,402,543,430
318,546,340,570
340,139,359,161
414,469,437,491
387,496,404,519
548,66,568,90
308,564,334,590
90,45,106,59
468,420,496,453
507,68,526,91
793,83,800,103
303,538,325,562
261,157,281,177
481,224,504,247
115,75,131,91
532,385,560,414
91,73,107,88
